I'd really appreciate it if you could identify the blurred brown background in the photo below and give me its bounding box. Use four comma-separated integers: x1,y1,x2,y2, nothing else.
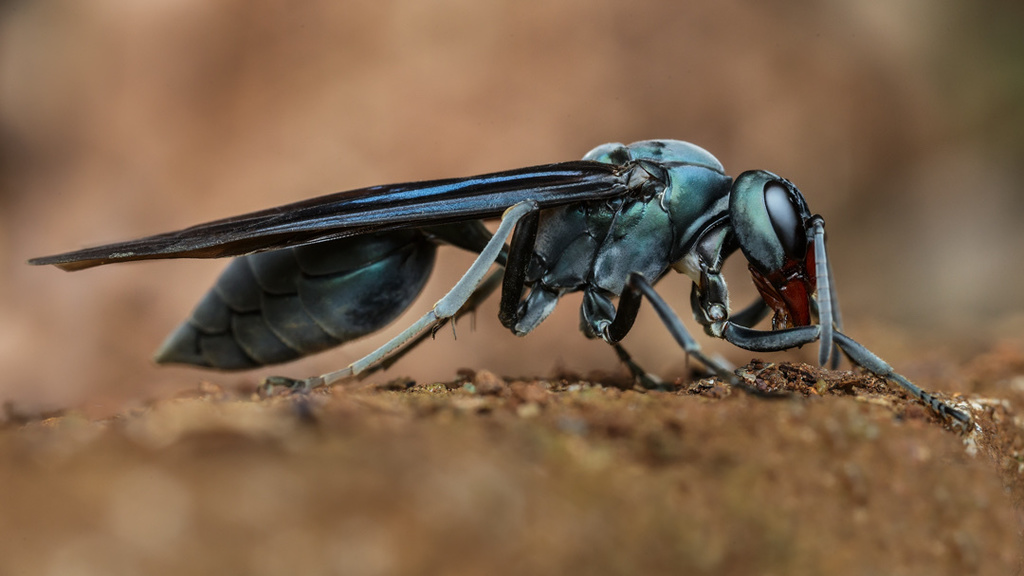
2,0,1022,415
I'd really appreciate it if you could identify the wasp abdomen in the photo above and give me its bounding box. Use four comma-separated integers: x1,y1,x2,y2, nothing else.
154,231,437,369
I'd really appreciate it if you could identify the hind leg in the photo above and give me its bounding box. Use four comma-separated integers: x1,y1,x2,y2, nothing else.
304,201,540,387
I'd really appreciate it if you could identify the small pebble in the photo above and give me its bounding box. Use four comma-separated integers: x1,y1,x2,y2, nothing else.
473,369,508,396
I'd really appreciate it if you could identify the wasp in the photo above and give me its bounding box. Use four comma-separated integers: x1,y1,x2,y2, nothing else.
30,139,968,424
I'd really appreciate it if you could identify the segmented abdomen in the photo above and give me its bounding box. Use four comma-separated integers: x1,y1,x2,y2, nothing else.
154,230,437,369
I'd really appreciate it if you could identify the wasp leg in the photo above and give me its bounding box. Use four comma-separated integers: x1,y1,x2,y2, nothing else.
832,332,969,425
356,269,505,379
607,273,740,386
722,323,821,351
727,297,845,368
605,342,663,390
497,208,540,328
354,220,509,379
607,343,668,390
263,223,507,392
301,201,539,387
590,277,660,388
721,323,969,425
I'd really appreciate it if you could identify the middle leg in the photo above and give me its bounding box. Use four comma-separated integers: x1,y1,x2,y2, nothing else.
605,273,740,385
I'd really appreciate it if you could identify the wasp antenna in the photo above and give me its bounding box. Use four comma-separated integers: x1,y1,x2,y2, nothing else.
825,244,844,368
813,219,834,367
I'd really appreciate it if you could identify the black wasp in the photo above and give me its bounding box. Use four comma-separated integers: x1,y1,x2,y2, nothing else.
30,139,969,424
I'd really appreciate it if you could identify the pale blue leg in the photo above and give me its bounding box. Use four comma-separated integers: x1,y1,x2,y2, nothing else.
306,201,539,387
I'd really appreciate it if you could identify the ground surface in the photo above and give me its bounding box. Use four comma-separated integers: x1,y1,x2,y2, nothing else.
2,346,1022,576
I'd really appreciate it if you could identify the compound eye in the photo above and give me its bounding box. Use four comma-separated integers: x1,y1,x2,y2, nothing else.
764,182,807,261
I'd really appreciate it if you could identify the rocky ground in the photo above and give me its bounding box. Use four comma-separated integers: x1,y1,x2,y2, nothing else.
2,345,1022,576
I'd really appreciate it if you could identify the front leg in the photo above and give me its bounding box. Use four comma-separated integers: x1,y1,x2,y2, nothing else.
722,323,969,425
832,332,968,425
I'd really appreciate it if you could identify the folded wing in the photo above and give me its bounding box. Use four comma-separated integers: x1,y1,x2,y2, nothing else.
30,161,627,271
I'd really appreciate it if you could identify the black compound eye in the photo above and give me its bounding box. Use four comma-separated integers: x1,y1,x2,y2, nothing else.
763,182,806,260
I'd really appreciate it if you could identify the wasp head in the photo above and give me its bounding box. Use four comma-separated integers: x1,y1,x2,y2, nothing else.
729,170,824,330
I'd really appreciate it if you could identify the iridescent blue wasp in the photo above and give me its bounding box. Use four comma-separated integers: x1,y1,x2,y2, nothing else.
30,139,968,424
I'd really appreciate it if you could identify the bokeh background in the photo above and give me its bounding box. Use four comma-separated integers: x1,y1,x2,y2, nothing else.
2,0,1022,415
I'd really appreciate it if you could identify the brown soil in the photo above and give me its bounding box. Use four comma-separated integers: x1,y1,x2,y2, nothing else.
2,348,1022,575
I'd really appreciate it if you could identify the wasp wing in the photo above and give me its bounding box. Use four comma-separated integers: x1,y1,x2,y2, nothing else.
30,161,629,271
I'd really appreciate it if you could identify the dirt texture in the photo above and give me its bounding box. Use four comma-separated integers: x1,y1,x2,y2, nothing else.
2,349,1022,576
